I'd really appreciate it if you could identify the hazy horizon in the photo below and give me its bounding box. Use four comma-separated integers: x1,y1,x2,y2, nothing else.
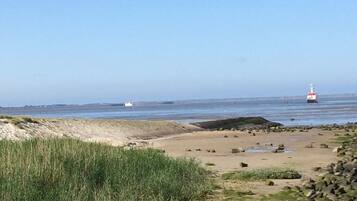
1,1,356,106
1,92,357,108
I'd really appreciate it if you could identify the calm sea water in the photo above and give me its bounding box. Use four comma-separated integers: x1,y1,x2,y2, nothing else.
1,95,357,126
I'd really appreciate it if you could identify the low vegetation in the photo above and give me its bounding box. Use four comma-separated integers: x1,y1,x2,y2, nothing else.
222,168,302,181
260,189,306,201
223,189,255,201
0,138,211,201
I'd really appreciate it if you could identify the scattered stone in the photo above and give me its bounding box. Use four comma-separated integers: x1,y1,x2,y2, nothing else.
186,149,192,152
313,167,322,171
272,149,284,153
211,149,216,153
232,148,245,153
266,180,274,186
233,135,238,138
272,144,285,153
232,148,240,153
318,133,324,136
305,190,315,198
224,135,228,138
332,146,342,153
278,144,285,150
195,148,201,151
298,133,357,200
305,143,314,148
320,144,329,149
240,162,248,168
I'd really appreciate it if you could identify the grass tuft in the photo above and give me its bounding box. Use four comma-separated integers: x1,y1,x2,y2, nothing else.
0,138,211,201
260,189,306,201
0,115,40,128
222,168,302,181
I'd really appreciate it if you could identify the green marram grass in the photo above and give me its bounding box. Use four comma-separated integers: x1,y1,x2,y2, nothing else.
222,168,301,181
0,138,211,201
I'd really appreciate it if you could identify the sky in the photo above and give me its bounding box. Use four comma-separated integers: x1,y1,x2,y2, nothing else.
0,1,356,106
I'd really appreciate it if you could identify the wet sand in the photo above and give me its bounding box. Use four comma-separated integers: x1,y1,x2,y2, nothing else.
149,128,340,195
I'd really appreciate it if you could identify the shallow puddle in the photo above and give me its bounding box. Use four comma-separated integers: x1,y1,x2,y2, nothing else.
246,146,293,153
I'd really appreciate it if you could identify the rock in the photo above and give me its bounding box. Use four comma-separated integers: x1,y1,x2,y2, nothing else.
186,149,192,152
272,149,284,153
278,144,285,150
305,143,314,148
333,146,342,153
240,162,248,168
232,148,240,153
323,184,336,194
343,162,357,172
303,179,316,189
315,180,327,191
232,148,245,153
224,135,228,138
336,186,346,194
305,190,315,198
266,180,274,186
334,162,344,173
320,144,329,148
211,149,216,153
313,167,322,171
195,148,201,151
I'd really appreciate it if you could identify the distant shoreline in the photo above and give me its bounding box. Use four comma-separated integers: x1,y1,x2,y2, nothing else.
1,93,357,108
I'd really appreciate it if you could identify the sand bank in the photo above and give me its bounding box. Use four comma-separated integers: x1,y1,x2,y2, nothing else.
0,116,201,146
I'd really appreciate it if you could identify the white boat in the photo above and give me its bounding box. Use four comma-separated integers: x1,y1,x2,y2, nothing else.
306,84,318,103
124,102,133,107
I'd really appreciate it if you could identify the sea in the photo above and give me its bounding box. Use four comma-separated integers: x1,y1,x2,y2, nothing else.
1,94,357,126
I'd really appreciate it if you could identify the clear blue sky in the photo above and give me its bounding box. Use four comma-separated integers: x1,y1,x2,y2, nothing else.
0,1,356,106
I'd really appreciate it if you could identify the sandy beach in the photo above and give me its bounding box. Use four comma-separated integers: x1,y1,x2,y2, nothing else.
149,128,341,196
0,115,351,199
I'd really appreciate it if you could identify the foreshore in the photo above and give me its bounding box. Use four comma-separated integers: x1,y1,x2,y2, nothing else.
0,115,356,200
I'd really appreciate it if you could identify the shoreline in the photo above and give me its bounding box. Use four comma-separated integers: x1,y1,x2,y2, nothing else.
1,115,356,199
